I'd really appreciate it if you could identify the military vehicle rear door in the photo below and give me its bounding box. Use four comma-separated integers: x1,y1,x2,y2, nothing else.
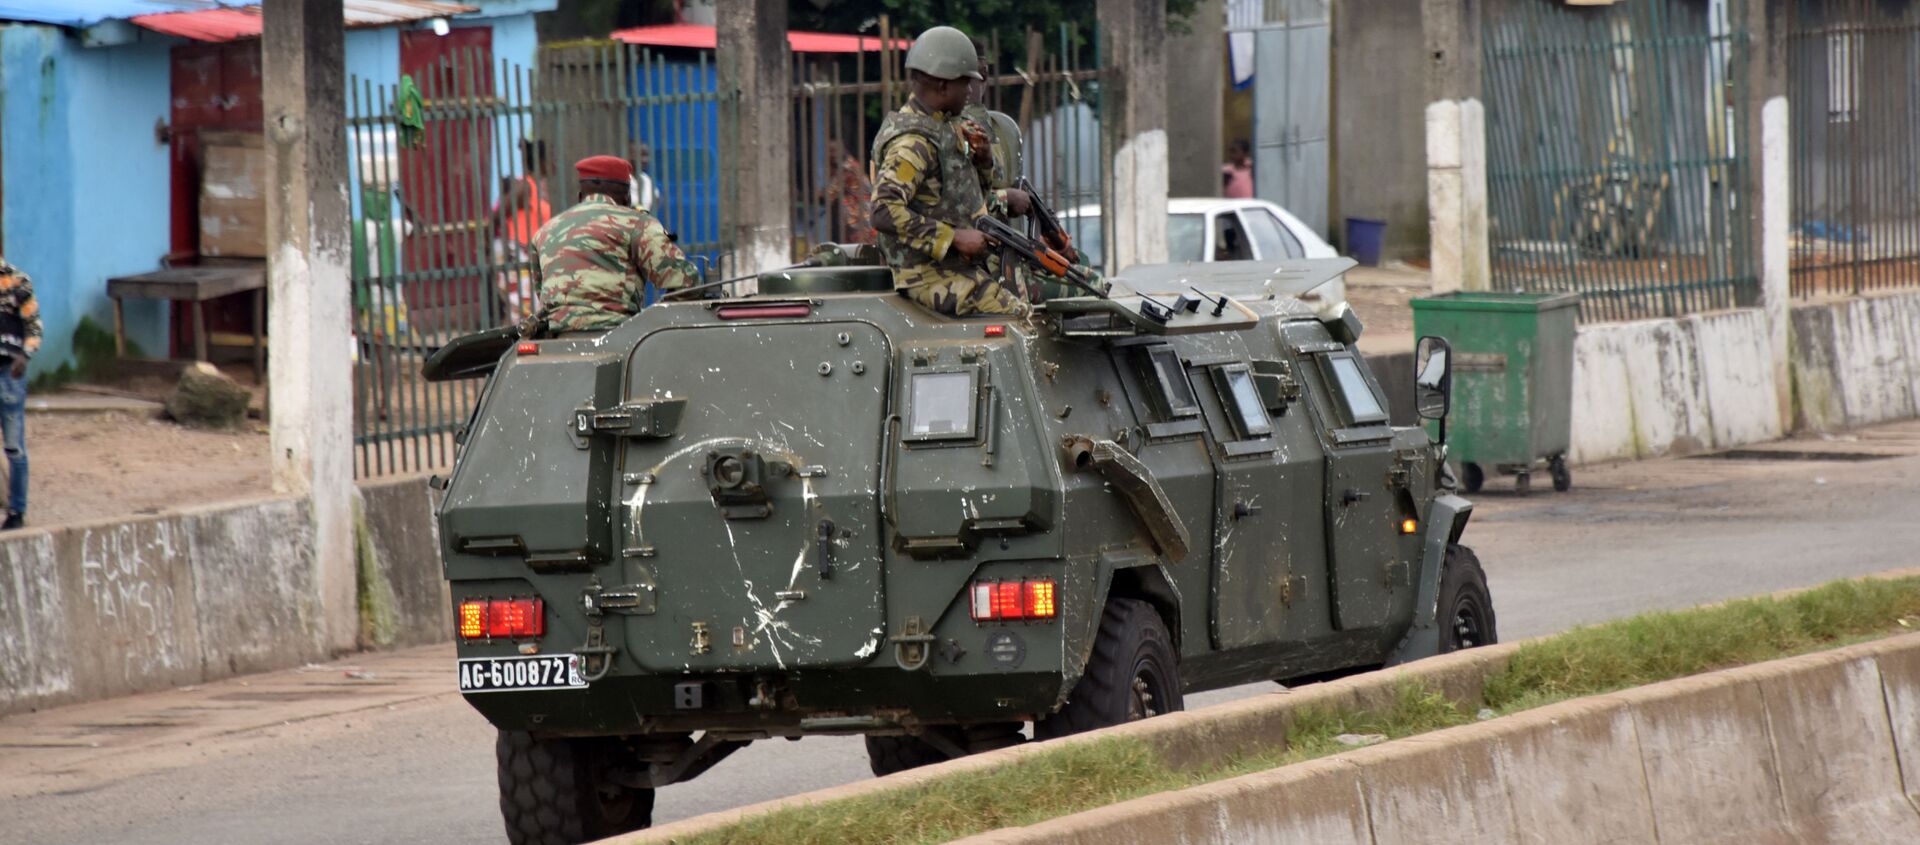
615,322,890,671
1286,323,1402,631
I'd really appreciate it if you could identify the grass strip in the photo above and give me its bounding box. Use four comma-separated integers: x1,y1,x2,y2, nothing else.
675,575,1920,845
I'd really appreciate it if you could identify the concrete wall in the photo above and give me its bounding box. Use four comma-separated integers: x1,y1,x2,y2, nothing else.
1331,0,1428,260
0,24,175,376
1566,291,1920,465
0,476,443,716
946,633,1920,845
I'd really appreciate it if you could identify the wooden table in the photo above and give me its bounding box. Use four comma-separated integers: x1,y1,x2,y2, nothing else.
106,265,266,377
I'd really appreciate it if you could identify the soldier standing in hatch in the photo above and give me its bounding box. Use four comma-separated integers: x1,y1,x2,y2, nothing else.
869,26,1032,317
532,155,697,333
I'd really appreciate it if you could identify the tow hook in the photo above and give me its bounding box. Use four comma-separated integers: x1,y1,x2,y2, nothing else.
575,622,617,683
891,616,935,671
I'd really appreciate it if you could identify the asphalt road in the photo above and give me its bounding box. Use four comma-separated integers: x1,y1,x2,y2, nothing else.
7,420,1920,845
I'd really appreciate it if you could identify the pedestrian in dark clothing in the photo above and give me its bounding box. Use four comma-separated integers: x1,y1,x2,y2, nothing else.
0,258,42,530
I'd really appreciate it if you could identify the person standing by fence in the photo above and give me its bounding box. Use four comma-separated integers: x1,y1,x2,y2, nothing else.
1223,139,1254,199
0,258,40,530
533,155,697,333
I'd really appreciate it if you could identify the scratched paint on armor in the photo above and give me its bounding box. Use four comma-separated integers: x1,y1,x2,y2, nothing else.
533,194,697,332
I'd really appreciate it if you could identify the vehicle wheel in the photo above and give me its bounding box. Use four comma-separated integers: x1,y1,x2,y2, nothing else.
864,733,951,777
865,722,1025,776
1437,545,1497,653
497,730,653,845
1460,462,1485,493
1035,598,1182,740
1550,456,1572,492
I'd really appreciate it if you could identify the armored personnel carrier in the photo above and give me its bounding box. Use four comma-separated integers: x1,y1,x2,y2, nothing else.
425,255,1493,843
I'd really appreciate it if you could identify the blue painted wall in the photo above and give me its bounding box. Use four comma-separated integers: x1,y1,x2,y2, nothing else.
0,24,171,378
0,1,552,377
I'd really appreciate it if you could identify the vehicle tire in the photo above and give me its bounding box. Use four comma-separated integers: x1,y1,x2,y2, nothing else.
865,722,1025,776
1550,456,1572,492
1461,462,1485,494
1035,598,1183,740
1437,545,1497,653
497,730,653,845
864,733,950,777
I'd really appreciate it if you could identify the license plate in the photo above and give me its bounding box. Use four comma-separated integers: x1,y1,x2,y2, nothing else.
458,654,586,693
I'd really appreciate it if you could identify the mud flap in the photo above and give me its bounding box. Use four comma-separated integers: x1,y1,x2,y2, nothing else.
1385,494,1473,666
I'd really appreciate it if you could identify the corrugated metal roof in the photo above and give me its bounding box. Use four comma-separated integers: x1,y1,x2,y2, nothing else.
131,0,476,42
0,0,214,28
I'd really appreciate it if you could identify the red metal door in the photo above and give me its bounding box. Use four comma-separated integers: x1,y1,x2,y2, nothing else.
399,26,494,331
169,41,263,357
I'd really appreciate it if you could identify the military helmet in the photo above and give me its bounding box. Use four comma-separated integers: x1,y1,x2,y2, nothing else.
905,26,983,81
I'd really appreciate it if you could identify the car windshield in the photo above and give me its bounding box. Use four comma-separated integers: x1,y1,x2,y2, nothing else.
1168,214,1206,262
1062,211,1211,267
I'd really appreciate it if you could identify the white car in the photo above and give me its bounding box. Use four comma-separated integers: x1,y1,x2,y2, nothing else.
1062,197,1346,301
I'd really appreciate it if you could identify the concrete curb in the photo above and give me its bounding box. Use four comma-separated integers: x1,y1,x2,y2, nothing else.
950,633,1920,845
619,568,1920,844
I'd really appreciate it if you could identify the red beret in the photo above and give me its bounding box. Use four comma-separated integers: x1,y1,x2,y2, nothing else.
575,155,634,182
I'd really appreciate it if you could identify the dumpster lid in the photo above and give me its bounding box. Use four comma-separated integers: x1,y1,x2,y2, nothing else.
1409,291,1581,313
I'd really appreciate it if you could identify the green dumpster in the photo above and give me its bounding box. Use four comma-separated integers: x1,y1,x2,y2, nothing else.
1410,291,1579,494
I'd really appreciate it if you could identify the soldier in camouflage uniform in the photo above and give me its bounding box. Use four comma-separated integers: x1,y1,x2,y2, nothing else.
533,155,697,333
962,39,1103,302
869,27,1032,317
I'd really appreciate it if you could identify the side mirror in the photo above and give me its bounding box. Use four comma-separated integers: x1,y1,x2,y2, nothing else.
1415,336,1452,433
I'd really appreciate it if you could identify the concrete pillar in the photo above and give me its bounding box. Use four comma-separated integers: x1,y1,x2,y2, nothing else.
1099,0,1171,271
263,0,356,653
1164,0,1226,198
716,0,792,281
1422,0,1489,293
1738,0,1793,429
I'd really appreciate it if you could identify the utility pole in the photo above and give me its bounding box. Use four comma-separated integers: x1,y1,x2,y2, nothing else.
263,0,355,651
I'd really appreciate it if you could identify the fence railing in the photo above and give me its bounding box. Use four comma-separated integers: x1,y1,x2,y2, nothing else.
345,44,734,477
788,22,1113,269
1482,0,1753,322
1787,0,1920,299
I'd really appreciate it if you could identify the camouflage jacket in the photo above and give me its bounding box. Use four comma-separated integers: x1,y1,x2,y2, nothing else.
532,194,697,332
0,259,42,361
870,100,1024,316
960,104,1021,194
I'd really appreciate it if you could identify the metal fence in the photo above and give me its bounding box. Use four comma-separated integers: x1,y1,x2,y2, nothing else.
788,23,1113,268
1482,0,1753,322
1788,0,1920,299
345,44,734,477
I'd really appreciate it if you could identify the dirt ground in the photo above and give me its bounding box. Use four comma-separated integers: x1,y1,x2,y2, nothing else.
14,411,273,527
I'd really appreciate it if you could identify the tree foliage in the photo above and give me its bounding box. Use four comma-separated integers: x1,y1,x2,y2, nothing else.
787,0,1200,53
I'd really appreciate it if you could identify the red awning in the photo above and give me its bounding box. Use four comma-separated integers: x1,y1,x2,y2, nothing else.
610,23,908,54
132,0,476,43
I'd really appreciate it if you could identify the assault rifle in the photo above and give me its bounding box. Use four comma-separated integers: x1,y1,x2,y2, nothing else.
1016,177,1078,262
972,214,1108,300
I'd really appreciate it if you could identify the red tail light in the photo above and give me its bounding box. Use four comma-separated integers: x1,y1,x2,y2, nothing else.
984,324,1007,338
969,579,1058,622
515,341,539,355
458,598,545,639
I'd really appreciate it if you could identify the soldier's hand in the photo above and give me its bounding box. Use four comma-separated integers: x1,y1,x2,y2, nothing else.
8,358,24,379
1004,189,1032,217
951,228,989,258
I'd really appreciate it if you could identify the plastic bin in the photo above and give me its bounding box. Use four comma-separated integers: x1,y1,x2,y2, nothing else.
1344,217,1387,266
1410,291,1580,494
